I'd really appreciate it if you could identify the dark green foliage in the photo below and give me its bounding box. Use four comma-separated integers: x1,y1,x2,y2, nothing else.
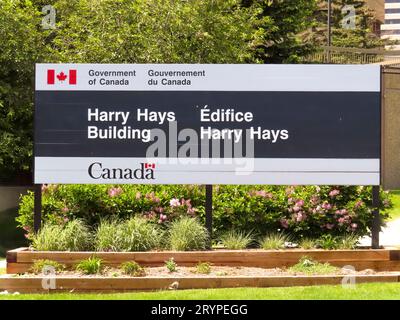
76,256,103,275
18,185,391,242
242,0,319,63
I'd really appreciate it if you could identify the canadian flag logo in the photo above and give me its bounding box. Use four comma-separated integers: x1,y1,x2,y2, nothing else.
47,69,77,85
144,163,156,169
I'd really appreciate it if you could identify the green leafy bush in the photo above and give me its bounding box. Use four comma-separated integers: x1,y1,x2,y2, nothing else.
337,234,359,250
196,262,211,274
30,260,65,274
316,234,340,250
18,185,392,243
316,234,360,250
220,230,254,250
76,256,103,275
120,261,146,277
288,256,339,275
168,217,208,251
95,217,162,252
260,233,290,250
31,220,92,251
165,258,178,273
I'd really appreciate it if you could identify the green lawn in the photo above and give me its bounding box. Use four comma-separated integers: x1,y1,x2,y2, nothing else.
389,191,400,221
1,283,400,300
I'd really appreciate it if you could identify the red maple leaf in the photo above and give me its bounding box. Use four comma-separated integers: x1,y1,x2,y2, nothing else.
57,72,68,82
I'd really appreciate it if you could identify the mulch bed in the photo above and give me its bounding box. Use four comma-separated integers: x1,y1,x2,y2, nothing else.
13,265,388,278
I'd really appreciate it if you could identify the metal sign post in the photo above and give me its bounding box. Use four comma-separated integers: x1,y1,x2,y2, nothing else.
33,184,42,233
371,186,380,249
205,185,213,249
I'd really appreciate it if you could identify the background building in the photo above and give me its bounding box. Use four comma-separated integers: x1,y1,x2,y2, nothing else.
381,0,400,49
368,0,385,22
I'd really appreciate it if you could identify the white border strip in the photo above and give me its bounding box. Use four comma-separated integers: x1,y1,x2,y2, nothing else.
34,157,380,185
35,64,381,92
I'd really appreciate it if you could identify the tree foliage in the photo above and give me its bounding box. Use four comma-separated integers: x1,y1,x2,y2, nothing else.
49,0,265,63
242,0,318,63
0,1,48,180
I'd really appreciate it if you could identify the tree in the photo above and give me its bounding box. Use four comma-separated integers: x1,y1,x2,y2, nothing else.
49,0,265,63
0,0,50,181
242,0,319,63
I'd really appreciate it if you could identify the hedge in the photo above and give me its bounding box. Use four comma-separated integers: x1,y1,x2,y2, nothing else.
17,184,392,241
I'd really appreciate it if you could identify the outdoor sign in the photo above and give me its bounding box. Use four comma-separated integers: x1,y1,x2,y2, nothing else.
34,64,381,185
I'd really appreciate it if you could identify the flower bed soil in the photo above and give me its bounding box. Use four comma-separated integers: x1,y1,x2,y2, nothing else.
6,247,400,274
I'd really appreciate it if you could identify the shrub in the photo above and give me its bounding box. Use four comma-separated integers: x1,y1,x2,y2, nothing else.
337,234,359,250
168,217,208,251
121,217,163,251
61,219,92,251
260,233,290,250
95,217,162,252
94,219,123,252
31,259,65,274
316,234,339,250
76,256,103,275
165,258,177,273
18,185,392,242
298,238,317,250
31,224,65,251
120,261,146,277
196,262,211,274
220,230,254,250
315,234,359,250
31,220,93,251
288,256,339,275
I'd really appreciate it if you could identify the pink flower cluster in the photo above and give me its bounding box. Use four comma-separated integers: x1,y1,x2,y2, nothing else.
354,200,364,209
310,201,333,215
288,199,307,223
280,219,289,229
169,198,181,207
329,189,340,198
170,198,197,215
108,187,123,197
41,184,58,194
250,190,273,199
280,186,364,233
145,192,160,203
159,214,167,224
